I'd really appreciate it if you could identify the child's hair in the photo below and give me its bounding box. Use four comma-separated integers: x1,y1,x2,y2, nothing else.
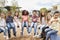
40,8,48,23
54,11,60,15
14,11,19,17
0,12,6,19
8,11,12,15
22,10,29,15
47,10,51,13
32,10,37,13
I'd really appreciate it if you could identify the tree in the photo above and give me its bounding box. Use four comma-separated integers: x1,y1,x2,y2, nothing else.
11,0,18,12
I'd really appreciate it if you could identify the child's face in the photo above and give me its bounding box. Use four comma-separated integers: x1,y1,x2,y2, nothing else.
41,12,45,16
1,13,5,18
33,12,37,15
54,13,59,18
47,14,51,20
15,12,18,16
8,13,12,16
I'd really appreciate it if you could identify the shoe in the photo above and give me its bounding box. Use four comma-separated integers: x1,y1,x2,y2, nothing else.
33,35,37,38
4,36,6,38
28,33,31,36
6,36,9,40
36,35,41,38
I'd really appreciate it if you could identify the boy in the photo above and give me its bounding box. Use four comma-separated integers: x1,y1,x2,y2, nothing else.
6,11,16,39
49,11,60,31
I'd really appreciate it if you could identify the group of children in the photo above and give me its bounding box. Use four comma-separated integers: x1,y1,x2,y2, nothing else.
0,10,60,40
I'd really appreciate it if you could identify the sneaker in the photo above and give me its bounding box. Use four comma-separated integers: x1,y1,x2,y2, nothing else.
6,36,9,40
4,36,6,38
28,33,31,36
36,35,40,38
33,35,37,38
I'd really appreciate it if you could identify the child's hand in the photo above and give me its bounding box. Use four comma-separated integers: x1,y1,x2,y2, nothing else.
55,19,58,22
52,19,58,22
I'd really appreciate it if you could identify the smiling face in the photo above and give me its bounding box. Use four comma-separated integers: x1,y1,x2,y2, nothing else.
41,12,45,16
54,13,59,18
33,12,37,15
1,13,5,18
15,12,19,16
8,11,12,16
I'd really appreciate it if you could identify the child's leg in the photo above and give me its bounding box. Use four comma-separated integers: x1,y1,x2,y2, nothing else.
34,22,37,35
4,27,8,36
21,22,24,35
10,23,16,36
25,22,29,33
18,22,21,30
29,22,34,33
0,27,6,35
7,23,11,38
14,22,18,32
46,30,57,40
50,33,57,40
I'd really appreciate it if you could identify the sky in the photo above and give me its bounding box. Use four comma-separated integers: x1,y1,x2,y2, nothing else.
5,0,60,11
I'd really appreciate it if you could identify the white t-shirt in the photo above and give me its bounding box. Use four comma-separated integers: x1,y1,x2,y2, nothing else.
0,18,6,27
41,17,46,25
14,16,20,23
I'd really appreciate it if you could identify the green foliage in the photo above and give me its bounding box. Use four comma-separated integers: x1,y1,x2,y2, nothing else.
0,9,2,13
11,6,16,12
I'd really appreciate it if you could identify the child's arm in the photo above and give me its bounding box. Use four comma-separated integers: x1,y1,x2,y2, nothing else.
37,17,40,24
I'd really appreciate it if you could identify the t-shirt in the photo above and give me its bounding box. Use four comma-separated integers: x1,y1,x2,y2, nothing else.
14,16,20,22
22,15,28,22
0,18,6,27
6,16,13,23
49,17,60,31
32,15,38,22
41,17,46,25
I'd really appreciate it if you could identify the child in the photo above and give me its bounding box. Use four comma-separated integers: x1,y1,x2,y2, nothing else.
21,10,29,36
14,11,21,31
43,11,60,40
40,8,48,25
6,11,16,38
0,12,7,39
48,11,60,33
29,10,39,37
37,8,48,38
47,11,52,24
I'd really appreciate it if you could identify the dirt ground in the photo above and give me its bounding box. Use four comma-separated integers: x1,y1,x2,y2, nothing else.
0,27,60,40
0,28,42,40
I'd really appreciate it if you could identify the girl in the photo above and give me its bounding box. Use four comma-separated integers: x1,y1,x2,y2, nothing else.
0,12,8,39
36,8,48,39
47,11,52,24
6,11,16,38
14,11,21,32
40,8,48,25
21,10,29,36
29,10,39,37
